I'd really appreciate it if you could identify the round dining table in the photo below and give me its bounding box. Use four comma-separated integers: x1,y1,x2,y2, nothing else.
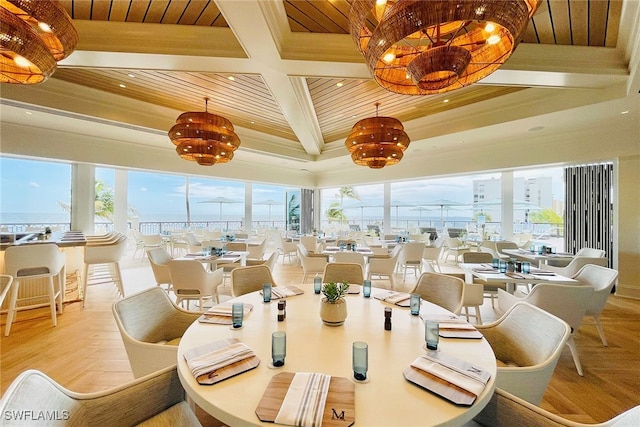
176,285,496,427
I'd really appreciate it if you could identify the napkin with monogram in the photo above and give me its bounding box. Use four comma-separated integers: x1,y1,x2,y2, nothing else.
409,352,490,397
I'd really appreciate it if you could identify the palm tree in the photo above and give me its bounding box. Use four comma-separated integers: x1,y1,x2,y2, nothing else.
336,186,360,224
326,202,346,224
58,180,138,221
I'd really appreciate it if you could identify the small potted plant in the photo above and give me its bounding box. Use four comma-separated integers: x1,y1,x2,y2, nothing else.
319,281,349,326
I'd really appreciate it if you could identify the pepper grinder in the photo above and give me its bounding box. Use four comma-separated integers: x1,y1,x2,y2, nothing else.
277,300,285,322
384,307,392,331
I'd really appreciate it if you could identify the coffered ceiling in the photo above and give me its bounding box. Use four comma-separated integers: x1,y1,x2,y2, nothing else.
1,0,639,186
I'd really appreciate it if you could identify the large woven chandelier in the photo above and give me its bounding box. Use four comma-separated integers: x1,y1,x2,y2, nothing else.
0,0,77,84
349,0,540,95
345,103,410,169
168,98,241,166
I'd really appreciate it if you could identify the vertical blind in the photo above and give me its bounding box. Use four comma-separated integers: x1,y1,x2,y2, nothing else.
300,189,314,234
564,163,614,267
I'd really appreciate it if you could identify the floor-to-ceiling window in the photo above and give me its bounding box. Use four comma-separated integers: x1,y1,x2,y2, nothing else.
320,184,384,232
0,157,72,232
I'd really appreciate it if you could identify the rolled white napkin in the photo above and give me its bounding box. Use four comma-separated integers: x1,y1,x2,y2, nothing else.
186,342,255,378
275,372,331,427
410,355,487,396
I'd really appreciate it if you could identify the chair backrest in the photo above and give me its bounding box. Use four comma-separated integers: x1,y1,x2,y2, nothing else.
575,247,606,258
495,241,519,255
185,233,201,246
226,242,248,252
84,235,128,264
113,287,193,343
231,265,276,296
147,247,172,285
247,239,267,260
332,251,366,268
444,237,464,249
234,232,249,239
462,251,493,263
572,264,619,316
399,242,426,264
141,234,162,245
323,262,364,285
422,244,443,260
483,301,572,366
300,236,318,252
513,283,594,331
412,272,464,314
4,244,65,277
264,251,279,272
168,259,221,298
543,257,608,277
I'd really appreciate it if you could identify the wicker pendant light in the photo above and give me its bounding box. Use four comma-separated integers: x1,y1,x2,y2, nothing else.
168,98,241,167
345,103,410,169
349,0,541,95
0,0,78,84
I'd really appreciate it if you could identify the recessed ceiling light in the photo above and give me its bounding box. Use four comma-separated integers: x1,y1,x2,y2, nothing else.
228,76,235,81
119,83,126,88
25,111,32,115
443,99,449,103
250,121,255,124
336,82,343,87
127,73,135,78
528,126,544,132
620,110,629,115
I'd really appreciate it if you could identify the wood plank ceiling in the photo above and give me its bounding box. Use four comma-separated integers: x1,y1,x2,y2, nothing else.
51,1,623,149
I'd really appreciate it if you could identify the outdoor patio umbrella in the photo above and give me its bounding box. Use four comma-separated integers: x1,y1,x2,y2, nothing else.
390,201,416,227
343,201,382,226
255,199,284,221
421,199,469,229
198,197,242,221
410,206,434,222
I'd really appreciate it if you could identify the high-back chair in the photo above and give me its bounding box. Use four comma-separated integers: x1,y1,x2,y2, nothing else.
273,232,297,264
411,272,464,315
476,302,571,405
497,283,594,376
112,287,200,378
246,239,267,260
367,244,402,289
0,365,201,426
442,237,470,264
4,244,66,336
421,237,444,272
297,244,328,283
495,241,520,258
300,235,319,253
136,233,163,260
184,233,202,253
397,241,426,282
168,259,223,310
462,251,506,308
572,264,619,346
221,241,249,283
575,247,607,258
540,256,608,277
225,241,248,252
332,251,366,270
146,247,173,291
82,233,128,308
231,265,277,297
323,262,364,285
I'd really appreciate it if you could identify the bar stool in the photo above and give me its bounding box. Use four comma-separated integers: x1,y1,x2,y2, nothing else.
82,233,127,308
4,244,66,336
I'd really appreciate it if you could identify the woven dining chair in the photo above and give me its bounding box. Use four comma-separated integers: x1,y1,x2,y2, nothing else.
322,262,364,285
231,265,277,297
411,272,464,315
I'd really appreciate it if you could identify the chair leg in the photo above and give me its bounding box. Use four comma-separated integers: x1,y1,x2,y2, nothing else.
474,305,482,324
566,336,584,376
48,277,58,327
82,264,89,308
5,279,20,336
113,262,125,297
593,315,608,346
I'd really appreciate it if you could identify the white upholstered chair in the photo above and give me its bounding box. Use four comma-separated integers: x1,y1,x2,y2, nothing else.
272,232,297,264
397,241,426,282
497,283,594,376
332,251,366,270
297,244,328,283
540,256,608,277
246,239,267,261
168,259,223,310
0,365,202,426
367,244,402,289
462,251,507,308
146,247,173,291
442,237,470,264
300,235,319,253
475,302,571,405
112,287,200,378
4,244,66,336
495,241,520,259
572,264,619,346
421,237,444,272
411,272,464,315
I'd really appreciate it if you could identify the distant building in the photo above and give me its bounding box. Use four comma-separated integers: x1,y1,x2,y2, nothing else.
473,176,554,222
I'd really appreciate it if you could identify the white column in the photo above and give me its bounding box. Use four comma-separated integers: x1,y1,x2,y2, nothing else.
113,169,128,234
71,163,94,233
501,171,514,241
383,183,391,234
244,182,252,232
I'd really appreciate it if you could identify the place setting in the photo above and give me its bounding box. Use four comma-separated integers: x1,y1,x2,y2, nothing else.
183,337,260,385
198,301,254,325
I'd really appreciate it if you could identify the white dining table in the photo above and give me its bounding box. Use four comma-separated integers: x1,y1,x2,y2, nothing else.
459,262,579,293
501,248,574,266
178,251,249,271
176,285,497,427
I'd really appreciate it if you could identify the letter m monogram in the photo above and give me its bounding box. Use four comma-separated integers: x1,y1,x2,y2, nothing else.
331,408,345,420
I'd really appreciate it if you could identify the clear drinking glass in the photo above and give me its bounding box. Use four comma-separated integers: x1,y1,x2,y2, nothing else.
410,293,421,315
425,320,439,350
232,302,244,329
271,331,286,367
313,275,322,294
262,283,272,303
352,341,368,381
362,280,371,298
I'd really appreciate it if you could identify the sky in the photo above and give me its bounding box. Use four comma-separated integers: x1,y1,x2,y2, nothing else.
0,156,563,222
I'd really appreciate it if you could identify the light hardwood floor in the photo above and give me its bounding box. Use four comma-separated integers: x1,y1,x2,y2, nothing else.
1,246,639,426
